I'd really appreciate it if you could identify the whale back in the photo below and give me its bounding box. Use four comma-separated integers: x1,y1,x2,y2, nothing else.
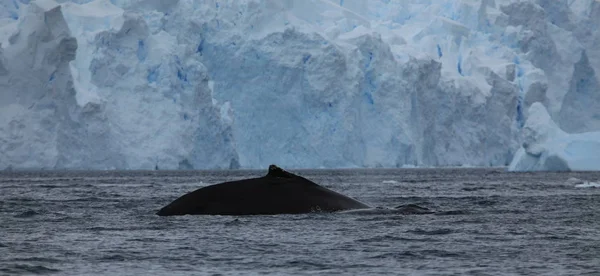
156,165,369,216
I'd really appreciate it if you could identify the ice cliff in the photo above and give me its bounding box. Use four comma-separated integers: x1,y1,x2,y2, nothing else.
0,0,599,170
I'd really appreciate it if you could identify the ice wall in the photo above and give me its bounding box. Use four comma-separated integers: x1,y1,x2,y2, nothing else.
0,0,238,169
1,0,599,170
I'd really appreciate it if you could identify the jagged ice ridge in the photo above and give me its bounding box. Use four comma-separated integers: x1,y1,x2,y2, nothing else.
0,0,599,170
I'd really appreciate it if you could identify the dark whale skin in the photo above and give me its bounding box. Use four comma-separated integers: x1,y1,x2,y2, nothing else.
156,165,370,216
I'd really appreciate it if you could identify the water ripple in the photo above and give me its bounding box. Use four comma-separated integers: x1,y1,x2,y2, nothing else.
407,228,455,235
0,264,61,275
1,169,600,275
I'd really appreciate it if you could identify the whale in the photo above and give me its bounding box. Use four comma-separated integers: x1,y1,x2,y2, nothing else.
156,165,372,216
156,165,433,216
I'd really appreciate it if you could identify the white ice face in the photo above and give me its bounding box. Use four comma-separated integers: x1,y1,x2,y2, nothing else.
1,0,599,170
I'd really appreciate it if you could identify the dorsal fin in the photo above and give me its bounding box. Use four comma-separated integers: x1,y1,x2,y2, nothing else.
267,164,294,178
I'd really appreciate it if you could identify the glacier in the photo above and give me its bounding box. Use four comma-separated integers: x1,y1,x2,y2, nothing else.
0,0,599,170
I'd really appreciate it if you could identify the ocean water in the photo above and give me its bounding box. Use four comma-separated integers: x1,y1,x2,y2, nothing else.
1,168,600,275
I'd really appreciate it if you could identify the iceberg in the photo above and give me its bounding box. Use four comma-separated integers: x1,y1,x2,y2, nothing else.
509,103,600,171
0,0,599,170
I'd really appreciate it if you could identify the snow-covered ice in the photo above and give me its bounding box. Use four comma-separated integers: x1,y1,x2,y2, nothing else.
1,0,599,170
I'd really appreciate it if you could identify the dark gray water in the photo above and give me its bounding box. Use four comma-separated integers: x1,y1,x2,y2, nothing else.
1,168,600,275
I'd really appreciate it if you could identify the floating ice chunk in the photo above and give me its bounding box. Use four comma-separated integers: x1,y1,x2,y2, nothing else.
575,182,600,188
566,176,600,188
565,177,584,185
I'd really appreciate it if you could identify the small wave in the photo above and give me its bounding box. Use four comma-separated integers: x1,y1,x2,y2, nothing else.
462,186,494,192
353,216,400,222
87,226,126,231
36,184,82,189
401,179,429,183
92,183,156,187
369,251,420,259
224,218,244,226
435,210,471,216
488,209,527,215
370,249,460,259
126,237,164,243
175,246,199,251
541,235,569,241
285,260,330,269
452,218,487,225
341,205,433,215
14,210,39,218
99,251,151,262
418,249,461,258
407,228,454,235
473,236,513,242
339,208,387,215
475,199,498,206
60,197,104,202
0,264,60,275
356,235,435,243
206,256,246,262
381,180,398,184
10,257,61,263
100,254,128,261
393,204,434,215
6,197,37,202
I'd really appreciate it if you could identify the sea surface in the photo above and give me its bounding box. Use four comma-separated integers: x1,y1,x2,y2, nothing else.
1,168,600,275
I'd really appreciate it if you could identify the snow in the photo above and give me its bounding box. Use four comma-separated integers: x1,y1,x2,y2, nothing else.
1,0,599,170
